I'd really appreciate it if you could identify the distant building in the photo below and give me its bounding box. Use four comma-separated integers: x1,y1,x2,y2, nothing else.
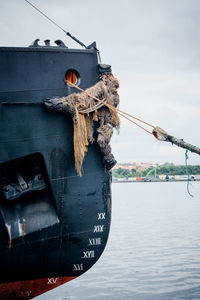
113,163,153,172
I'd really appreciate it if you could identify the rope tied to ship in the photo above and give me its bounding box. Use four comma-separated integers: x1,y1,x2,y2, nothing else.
67,81,154,135
79,98,107,114
68,81,200,157
45,63,200,178
45,68,121,176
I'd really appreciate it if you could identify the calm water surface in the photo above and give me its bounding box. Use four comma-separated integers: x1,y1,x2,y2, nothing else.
36,181,200,300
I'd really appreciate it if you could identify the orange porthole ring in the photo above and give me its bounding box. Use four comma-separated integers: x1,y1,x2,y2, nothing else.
65,69,80,86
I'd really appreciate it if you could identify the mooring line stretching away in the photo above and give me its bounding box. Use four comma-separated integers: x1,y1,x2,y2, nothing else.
67,81,200,156
66,81,153,135
24,0,102,63
152,127,200,156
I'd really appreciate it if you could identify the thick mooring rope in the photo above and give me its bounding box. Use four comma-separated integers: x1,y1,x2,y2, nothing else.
67,81,154,135
67,81,200,157
152,126,200,156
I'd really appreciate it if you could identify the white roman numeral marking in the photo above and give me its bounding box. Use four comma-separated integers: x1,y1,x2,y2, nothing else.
98,212,106,220
48,278,58,284
72,263,83,271
81,250,95,259
94,225,104,233
89,238,102,246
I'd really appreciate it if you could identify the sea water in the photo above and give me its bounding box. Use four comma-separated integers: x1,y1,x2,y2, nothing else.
36,181,200,300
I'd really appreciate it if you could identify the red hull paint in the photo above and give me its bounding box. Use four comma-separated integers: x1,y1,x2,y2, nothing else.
0,276,76,299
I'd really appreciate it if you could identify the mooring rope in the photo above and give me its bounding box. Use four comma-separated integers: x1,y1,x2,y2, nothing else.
66,81,200,157
25,0,87,49
185,150,194,198
24,0,102,62
65,81,200,196
66,81,153,135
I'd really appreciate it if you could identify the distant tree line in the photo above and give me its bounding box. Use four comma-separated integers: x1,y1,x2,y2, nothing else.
112,163,200,178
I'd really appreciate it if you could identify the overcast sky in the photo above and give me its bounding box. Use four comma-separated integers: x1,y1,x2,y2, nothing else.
0,0,200,165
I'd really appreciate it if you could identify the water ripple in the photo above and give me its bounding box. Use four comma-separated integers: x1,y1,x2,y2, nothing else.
36,182,200,300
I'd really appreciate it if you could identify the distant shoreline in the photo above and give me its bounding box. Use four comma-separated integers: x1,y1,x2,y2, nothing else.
112,178,200,183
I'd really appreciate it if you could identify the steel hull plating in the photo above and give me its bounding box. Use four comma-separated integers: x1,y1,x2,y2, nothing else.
0,45,112,299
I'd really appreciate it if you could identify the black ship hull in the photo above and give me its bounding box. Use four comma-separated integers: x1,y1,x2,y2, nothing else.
0,42,112,299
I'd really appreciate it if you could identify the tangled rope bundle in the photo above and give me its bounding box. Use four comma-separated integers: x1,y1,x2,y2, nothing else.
45,73,120,176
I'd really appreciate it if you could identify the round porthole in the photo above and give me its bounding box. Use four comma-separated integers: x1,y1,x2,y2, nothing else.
65,69,80,86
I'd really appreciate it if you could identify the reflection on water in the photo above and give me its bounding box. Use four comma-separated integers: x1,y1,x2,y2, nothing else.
36,182,200,300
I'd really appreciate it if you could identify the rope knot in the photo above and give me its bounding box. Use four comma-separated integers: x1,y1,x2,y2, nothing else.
152,126,168,141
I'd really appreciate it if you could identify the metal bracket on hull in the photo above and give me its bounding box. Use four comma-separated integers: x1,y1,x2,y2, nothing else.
0,153,60,241
3,172,46,201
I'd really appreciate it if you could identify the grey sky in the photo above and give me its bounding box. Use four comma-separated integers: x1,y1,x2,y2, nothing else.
0,0,200,164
